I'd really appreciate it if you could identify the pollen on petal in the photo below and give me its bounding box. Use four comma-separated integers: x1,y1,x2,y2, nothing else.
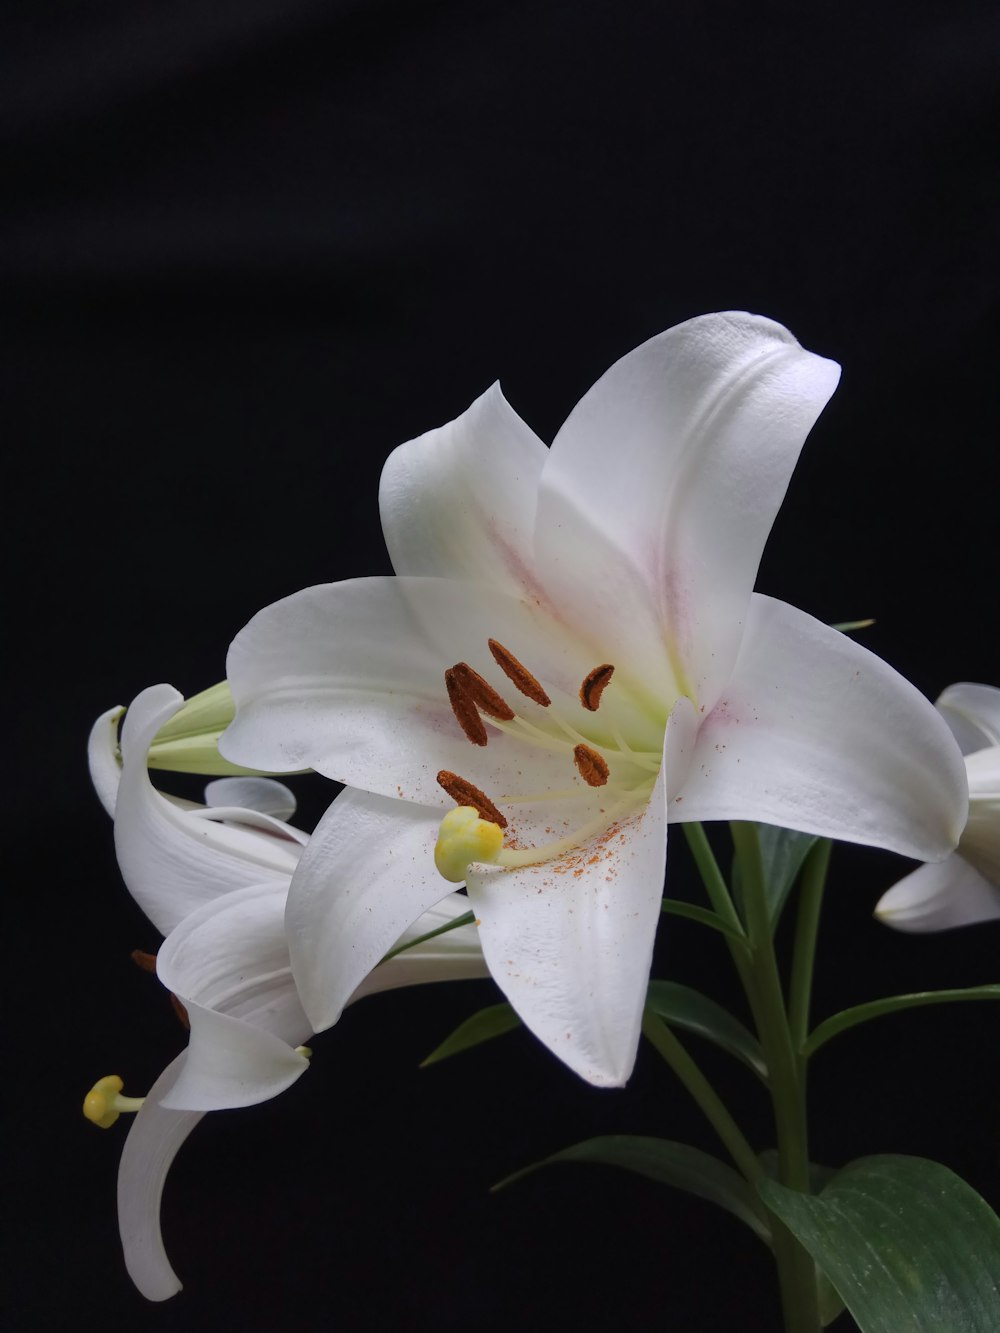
580,664,615,711
573,743,610,787
451,662,515,721
445,668,488,746
488,638,551,707
437,769,508,828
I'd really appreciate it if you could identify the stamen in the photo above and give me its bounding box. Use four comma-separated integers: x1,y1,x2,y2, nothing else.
132,948,190,1028
437,770,509,828
450,663,515,721
574,743,610,787
445,668,488,746
83,1075,145,1129
580,663,615,711
435,806,505,883
488,639,551,707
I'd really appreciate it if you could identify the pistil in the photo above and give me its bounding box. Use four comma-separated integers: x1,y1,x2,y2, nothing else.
83,1074,145,1129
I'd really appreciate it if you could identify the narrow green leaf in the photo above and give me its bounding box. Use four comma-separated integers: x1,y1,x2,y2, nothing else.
731,823,819,928
806,985,1000,1057
420,1002,520,1067
830,618,875,633
647,980,767,1082
759,1155,1000,1332
660,897,746,940
495,1135,772,1246
382,910,476,963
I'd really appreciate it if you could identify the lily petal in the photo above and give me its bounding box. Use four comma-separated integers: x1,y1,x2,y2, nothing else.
465,699,697,1086
875,855,1000,931
117,1054,203,1301
962,746,1000,883
285,786,452,1032
115,685,303,934
536,312,840,706
937,682,1000,754
156,883,311,1111
88,704,125,816
350,893,490,1000
203,777,297,821
380,381,548,594
671,594,967,861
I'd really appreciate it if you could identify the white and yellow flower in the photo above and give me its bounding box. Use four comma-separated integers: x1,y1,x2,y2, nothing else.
86,684,486,1300
221,311,967,1089
876,682,1000,931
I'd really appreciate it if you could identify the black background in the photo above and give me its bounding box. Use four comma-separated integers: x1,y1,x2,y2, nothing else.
4,3,999,1330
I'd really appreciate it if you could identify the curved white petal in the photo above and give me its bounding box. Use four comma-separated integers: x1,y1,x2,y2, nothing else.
203,777,297,821
117,1054,203,1301
937,682,1000,754
961,747,1000,883
285,786,452,1032
535,312,840,707
672,595,968,861
875,855,1000,931
88,705,125,817
223,575,663,804
115,685,303,934
350,892,489,1000
465,699,697,1087
156,883,310,1111
379,381,548,594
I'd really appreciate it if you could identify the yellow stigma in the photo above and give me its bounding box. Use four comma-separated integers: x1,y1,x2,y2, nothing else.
434,806,504,883
82,1075,145,1129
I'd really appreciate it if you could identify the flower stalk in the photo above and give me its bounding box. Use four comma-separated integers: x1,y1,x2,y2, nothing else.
730,821,822,1333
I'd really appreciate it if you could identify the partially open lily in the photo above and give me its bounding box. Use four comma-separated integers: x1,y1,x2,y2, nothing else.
876,682,1000,931
86,684,487,1300
221,311,967,1087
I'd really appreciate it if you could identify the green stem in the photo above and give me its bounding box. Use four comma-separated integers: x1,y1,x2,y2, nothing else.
730,822,820,1333
682,823,746,936
641,1008,763,1187
788,839,832,1054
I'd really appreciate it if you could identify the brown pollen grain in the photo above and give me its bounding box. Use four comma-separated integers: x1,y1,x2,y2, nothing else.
450,662,515,720
488,638,551,706
580,663,615,711
437,770,508,828
445,668,488,745
573,743,610,787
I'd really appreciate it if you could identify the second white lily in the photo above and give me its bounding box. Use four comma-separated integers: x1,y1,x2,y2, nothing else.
87,684,487,1300
876,682,1000,931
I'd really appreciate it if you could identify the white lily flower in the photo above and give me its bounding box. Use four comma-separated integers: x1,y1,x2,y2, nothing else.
221,311,968,1088
876,682,1000,931
86,684,487,1300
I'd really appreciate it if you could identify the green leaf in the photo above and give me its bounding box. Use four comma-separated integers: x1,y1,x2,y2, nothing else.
382,910,476,962
660,897,746,940
731,823,819,928
495,1135,772,1247
420,1002,520,1067
805,985,1000,1057
759,1155,1000,1332
646,980,767,1082
758,1151,845,1326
